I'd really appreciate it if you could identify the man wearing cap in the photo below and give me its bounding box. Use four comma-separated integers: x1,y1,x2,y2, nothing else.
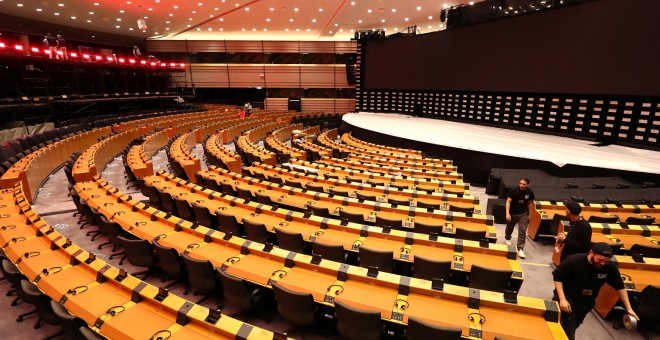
556,201,592,262
552,243,638,340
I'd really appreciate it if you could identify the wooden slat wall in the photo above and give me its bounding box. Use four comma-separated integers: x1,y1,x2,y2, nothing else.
146,40,357,54
174,64,351,88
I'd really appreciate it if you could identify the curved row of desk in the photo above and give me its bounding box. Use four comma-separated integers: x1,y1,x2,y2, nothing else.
341,132,423,158
39,111,574,339
0,111,285,339
242,161,479,209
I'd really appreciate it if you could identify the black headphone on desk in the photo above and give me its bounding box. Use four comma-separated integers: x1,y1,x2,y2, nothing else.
468,313,486,325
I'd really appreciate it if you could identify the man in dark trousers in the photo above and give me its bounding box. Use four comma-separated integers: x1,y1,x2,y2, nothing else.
505,178,535,258
556,201,592,262
553,243,638,340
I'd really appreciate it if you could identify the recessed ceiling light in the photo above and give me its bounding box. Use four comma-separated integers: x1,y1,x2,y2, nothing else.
192,11,196,14
392,9,396,12
198,2,202,6
428,16,432,19
319,8,323,12
358,20,362,23
329,30,332,33
94,3,99,6
428,25,432,28
36,8,42,11
58,3,64,7
381,19,385,23
197,28,201,31
334,23,338,26
285,28,289,31
417,6,422,10
367,9,372,13
166,27,170,30
189,18,193,20
174,5,179,9
266,18,270,22
270,7,274,11
70,16,76,19
306,28,310,32
339,29,343,32
54,12,60,15
116,25,121,28
294,8,299,11
89,11,94,14
219,28,223,31
117,18,121,21
252,28,256,31
208,28,212,31
219,18,224,21
245,7,249,11
351,2,355,5
169,13,173,16
120,10,125,13
289,18,293,22
187,24,191,27
86,19,91,22
469,1,474,5
404,17,409,21
296,28,300,31
17,3,24,6
312,19,316,23
209,14,213,17
166,21,170,23
241,28,245,31
263,28,267,31
148,8,153,11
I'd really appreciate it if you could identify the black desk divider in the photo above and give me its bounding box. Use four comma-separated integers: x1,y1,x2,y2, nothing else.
155,287,169,302
115,269,127,282
205,308,221,324
632,253,645,263
311,254,322,265
432,278,444,291
85,253,96,264
367,265,379,278
504,290,518,304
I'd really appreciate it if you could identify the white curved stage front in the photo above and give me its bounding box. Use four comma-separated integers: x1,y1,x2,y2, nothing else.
342,112,660,180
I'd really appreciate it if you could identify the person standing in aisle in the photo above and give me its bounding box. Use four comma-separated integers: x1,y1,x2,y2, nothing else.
505,178,535,258
556,201,592,262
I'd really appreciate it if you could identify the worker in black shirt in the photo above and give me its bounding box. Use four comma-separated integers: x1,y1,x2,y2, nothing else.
553,243,638,340
505,178,535,258
556,201,592,262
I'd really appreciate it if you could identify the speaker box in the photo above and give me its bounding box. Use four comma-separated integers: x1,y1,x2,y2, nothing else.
288,97,301,112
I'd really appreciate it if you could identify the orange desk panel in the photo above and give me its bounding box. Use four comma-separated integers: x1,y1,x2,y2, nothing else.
37,265,96,300
4,237,52,263
312,228,359,250
64,283,132,327
462,252,514,272
404,293,469,334
101,303,175,340
226,254,283,286
156,231,206,252
276,266,338,302
188,242,242,268
408,244,455,263
335,280,398,319
360,236,405,258
480,306,556,340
